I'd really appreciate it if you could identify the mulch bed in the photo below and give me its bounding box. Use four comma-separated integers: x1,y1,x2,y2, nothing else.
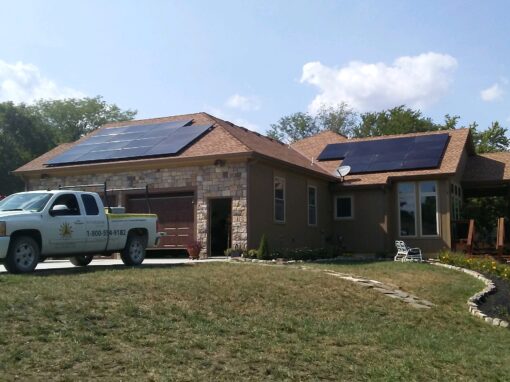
479,274,510,322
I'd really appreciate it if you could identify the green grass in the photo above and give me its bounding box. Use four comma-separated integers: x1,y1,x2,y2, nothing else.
0,262,509,381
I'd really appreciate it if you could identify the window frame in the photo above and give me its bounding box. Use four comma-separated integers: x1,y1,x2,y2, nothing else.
397,182,418,238
51,193,82,216
273,176,286,224
419,181,440,237
81,194,100,216
307,185,318,226
334,195,354,220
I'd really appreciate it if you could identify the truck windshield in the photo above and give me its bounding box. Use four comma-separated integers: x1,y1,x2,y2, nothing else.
0,193,52,212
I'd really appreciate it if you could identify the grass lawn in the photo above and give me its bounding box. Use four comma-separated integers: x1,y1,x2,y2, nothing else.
1,262,509,381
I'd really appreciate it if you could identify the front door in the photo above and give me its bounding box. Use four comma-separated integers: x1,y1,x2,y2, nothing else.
43,193,88,255
209,198,232,256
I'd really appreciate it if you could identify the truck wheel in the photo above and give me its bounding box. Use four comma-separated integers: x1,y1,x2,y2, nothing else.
121,235,146,266
70,255,94,266
5,236,40,274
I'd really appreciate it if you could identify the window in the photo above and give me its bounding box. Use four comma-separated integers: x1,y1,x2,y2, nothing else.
51,194,81,216
81,194,99,215
398,183,416,236
335,196,353,219
420,181,439,236
274,177,285,223
308,186,317,225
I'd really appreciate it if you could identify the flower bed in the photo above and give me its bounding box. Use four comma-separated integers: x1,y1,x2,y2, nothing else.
438,251,510,281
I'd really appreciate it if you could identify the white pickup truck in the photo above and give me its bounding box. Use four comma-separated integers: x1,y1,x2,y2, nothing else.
0,190,160,274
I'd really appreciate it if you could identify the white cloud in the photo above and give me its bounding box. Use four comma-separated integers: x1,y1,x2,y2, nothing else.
225,93,261,111
205,105,262,133
480,83,504,102
300,52,458,113
0,59,84,104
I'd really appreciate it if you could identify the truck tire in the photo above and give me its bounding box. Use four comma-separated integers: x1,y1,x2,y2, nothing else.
4,236,40,274
121,234,146,266
70,255,94,267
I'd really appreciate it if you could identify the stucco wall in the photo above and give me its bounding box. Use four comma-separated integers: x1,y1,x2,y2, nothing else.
26,161,248,257
332,188,389,254
247,161,333,251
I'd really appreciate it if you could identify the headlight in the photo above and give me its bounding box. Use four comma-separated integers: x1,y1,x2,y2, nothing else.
0,222,5,237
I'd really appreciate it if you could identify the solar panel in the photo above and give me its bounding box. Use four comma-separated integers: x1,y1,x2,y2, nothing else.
46,119,212,166
317,134,449,174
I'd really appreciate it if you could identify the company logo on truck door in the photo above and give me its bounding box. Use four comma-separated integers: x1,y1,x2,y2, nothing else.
59,222,73,239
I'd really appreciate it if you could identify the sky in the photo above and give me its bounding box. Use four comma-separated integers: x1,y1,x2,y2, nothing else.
0,0,509,134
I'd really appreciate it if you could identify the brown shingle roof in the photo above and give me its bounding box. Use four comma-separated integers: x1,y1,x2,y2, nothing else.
291,130,347,160
308,128,473,187
462,152,510,184
14,113,476,187
14,112,334,179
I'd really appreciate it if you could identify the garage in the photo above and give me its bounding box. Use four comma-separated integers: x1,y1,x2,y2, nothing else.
126,192,194,250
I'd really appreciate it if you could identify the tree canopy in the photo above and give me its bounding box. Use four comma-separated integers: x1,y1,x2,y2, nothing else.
32,96,137,143
267,104,509,153
267,103,356,143
0,97,136,195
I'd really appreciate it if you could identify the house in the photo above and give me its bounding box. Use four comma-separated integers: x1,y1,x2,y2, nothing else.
14,112,510,256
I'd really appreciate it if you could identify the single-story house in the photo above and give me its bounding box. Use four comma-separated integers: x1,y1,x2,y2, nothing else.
14,112,510,256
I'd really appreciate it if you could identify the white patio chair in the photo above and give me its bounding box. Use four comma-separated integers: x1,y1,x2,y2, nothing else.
394,240,422,262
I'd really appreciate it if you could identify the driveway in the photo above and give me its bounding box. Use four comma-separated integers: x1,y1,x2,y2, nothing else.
0,257,228,274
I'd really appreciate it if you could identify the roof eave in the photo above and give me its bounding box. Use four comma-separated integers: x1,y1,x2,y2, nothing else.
14,152,254,177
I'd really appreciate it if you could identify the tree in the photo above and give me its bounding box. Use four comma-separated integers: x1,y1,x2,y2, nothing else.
32,96,137,143
351,105,440,138
0,96,137,195
0,102,55,194
266,103,356,143
470,121,509,153
314,103,357,136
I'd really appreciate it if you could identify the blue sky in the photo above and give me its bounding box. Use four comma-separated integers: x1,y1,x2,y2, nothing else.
1,0,509,134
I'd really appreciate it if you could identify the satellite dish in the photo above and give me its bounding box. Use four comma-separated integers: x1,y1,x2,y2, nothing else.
336,165,351,181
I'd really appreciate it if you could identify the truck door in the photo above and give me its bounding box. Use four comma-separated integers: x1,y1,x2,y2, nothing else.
80,193,108,253
44,193,88,255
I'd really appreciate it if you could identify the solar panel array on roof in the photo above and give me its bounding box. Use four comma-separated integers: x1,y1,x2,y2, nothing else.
317,133,449,174
46,119,213,166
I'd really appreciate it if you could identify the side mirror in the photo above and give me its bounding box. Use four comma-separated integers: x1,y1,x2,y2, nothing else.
49,204,70,217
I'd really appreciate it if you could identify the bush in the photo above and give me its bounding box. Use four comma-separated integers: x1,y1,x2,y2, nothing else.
244,249,258,259
224,247,245,257
438,250,510,281
275,246,342,261
257,234,271,260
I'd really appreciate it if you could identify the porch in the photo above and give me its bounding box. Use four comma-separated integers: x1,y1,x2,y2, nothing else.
452,153,510,261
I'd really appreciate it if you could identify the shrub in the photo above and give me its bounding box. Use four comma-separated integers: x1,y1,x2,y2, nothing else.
224,247,245,257
244,249,258,259
438,250,510,281
257,234,271,260
275,246,342,261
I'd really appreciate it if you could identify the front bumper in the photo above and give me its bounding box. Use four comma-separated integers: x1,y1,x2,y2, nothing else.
0,236,10,259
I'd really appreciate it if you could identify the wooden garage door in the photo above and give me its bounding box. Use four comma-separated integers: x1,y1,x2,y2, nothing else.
126,193,194,249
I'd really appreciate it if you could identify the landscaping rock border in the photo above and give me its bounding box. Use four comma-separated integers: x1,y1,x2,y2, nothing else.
430,261,509,328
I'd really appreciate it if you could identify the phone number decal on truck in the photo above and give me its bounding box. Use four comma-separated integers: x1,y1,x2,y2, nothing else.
87,229,127,237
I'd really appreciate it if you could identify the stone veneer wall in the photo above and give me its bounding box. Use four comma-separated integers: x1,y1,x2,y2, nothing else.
27,162,248,257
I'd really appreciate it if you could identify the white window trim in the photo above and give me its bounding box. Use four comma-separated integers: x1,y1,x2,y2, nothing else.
419,181,440,237
307,185,318,226
397,182,418,238
274,176,286,224
334,195,354,220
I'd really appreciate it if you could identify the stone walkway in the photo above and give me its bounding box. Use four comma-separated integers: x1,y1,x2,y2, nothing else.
300,266,435,309
231,259,434,309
